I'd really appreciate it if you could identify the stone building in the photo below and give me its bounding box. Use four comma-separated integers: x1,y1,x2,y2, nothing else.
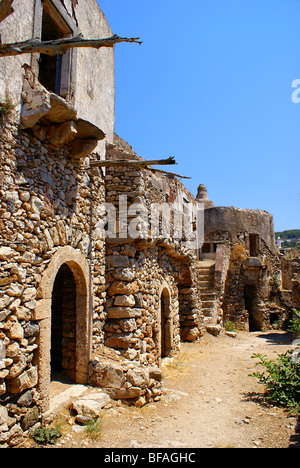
0,0,291,446
0,0,203,445
198,186,290,332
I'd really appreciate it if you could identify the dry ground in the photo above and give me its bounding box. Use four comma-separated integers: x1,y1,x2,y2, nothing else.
26,330,300,449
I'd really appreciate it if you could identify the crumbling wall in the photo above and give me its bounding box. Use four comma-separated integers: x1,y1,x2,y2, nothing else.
292,258,300,310
103,138,203,363
219,237,289,331
104,245,182,365
0,109,106,445
204,206,277,254
0,0,115,157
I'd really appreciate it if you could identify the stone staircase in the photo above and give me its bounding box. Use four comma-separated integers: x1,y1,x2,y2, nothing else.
195,260,219,326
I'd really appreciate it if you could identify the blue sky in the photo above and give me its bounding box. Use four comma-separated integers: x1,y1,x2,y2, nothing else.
98,0,300,232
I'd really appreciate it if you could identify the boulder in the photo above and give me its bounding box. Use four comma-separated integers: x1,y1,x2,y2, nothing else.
46,93,77,123
71,391,111,419
104,387,142,400
91,362,124,389
47,120,77,147
126,368,150,389
70,138,98,159
206,325,222,336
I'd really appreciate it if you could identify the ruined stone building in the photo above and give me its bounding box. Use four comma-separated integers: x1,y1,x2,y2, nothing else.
0,0,295,446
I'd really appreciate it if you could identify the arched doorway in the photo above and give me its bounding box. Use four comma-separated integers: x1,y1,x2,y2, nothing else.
51,264,77,381
160,287,172,358
34,247,92,412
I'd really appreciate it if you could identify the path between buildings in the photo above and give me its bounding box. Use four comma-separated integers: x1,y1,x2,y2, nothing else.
33,331,300,448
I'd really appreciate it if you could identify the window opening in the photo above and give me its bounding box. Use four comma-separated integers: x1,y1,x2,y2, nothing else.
38,9,65,94
249,234,259,257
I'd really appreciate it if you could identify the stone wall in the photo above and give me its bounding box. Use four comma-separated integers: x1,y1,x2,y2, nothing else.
0,0,115,158
89,347,163,408
292,258,300,310
103,138,203,364
0,110,106,445
219,237,289,331
204,206,277,254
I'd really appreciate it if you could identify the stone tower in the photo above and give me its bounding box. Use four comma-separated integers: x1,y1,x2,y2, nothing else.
196,184,214,209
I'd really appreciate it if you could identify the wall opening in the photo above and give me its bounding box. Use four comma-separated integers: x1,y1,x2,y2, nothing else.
36,0,75,99
244,284,259,331
160,288,172,358
51,264,77,381
36,247,91,412
38,9,65,94
249,234,259,257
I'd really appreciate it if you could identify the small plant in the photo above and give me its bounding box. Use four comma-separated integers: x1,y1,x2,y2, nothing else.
84,417,103,439
31,426,62,445
0,95,15,117
230,243,248,266
250,309,300,413
225,321,236,332
250,352,300,414
289,309,300,339
271,273,281,290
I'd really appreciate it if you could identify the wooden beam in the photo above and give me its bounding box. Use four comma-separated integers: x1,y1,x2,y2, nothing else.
90,156,177,169
89,157,191,179
0,33,142,57
0,0,14,24
147,167,191,180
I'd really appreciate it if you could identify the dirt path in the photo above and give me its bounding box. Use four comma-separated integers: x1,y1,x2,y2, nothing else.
34,331,300,449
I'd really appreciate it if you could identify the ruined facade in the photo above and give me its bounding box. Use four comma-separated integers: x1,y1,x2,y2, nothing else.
198,187,291,332
0,0,292,447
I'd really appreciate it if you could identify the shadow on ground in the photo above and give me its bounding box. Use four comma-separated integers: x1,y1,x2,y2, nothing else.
255,332,294,346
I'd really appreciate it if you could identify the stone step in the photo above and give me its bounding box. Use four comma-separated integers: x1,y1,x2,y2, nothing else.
201,292,217,299
202,308,214,317
198,280,214,287
42,384,88,424
198,270,214,276
201,300,216,308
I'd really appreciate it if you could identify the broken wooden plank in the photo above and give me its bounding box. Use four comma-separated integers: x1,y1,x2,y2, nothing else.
0,33,142,57
89,157,190,179
89,156,177,168
0,0,14,24
147,168,191,179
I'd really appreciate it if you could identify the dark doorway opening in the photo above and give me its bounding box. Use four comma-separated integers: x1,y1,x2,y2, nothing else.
51,264,77,381
244,284,259,331
160,294,167,358
160,289,172,358
38,9,65,94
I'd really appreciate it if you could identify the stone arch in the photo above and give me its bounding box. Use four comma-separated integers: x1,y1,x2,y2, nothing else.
34,247,92,411
158,282,173,359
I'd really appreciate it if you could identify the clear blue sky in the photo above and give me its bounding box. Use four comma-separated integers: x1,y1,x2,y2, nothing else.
98,0,300,232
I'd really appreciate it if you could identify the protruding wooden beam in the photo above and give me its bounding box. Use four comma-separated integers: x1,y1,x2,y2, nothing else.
89,156,191,179
90,156,177,168
0,0,14,24
0,33,142,57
